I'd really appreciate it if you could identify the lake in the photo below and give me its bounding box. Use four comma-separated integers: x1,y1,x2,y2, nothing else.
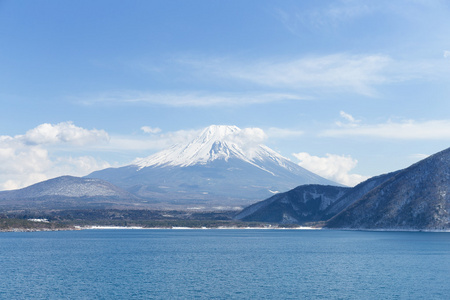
0,229,449,299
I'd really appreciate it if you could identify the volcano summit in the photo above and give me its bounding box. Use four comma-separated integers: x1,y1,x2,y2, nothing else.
87,125,337,208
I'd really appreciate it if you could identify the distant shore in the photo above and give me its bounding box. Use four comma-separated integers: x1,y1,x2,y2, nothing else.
1,212,449,233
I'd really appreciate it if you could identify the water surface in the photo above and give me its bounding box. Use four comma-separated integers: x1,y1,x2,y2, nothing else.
0,229,449,299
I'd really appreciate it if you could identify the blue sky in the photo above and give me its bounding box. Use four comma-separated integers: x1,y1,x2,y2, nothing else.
2,0,450,189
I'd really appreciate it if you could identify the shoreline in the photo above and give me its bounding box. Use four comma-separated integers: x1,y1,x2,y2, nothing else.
0,225,321,232
73,226,450,232
3,225,450,232
77,225,322,230
327,227,450,233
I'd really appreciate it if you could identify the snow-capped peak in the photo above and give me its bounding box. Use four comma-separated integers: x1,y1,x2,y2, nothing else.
133,125,291,170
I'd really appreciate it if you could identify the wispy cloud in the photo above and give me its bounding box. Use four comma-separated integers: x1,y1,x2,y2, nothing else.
323,117,450,140
325,1,373,23
96,46,450,108
267,127,304,139
272,0,450,86
339,111,357,123
276,0,450,36
76,91,306,107
179,54,391,97
233,55,390,96
275,1,373,34
336,111,361,127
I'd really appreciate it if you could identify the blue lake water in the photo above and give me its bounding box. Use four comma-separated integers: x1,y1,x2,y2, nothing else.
0,229,449,299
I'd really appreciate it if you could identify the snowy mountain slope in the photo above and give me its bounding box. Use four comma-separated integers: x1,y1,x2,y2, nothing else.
133,125,311,175
134,125,245,168
88,125,339,208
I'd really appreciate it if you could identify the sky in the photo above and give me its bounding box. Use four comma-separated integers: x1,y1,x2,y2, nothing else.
2,0,450,190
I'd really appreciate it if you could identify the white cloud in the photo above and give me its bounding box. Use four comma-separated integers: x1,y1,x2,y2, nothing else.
323,119,450,140
141,126,161,134
293,152,368,187
21,122,109,146
444,50,450,59
228,127,268,146
0,142,111,190
0,122,111,190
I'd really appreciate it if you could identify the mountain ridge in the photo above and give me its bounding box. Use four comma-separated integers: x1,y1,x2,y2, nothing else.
235,184,350,224
236,146,450,230
326,147,450,229
0,176,144,210
235,171,399,224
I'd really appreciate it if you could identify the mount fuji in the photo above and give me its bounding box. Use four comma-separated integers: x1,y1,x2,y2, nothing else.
87,125,338,208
